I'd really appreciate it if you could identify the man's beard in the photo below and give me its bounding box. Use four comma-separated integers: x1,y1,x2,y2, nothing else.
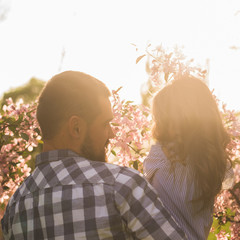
80,135,110,162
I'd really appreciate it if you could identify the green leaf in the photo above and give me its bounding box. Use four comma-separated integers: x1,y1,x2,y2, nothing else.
6,117,16,124
207,232,217,240
226,208,235,218
22,150,30,158
133,160,138,170
2,135,11,144
38,139,44,144
221,221,231,235
3,186,9,191
212,217,219,229
114,87,122,94
20,132,29,141
136,54,146,64
111,149,117,156
0,203,6,210
111,122,120,126
16,114,24,124
10,161,18,166
9,125,17,132
125,101,134,104
34,128,41,135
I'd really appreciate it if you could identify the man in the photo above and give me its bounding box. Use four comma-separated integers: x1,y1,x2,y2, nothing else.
1,71,186,239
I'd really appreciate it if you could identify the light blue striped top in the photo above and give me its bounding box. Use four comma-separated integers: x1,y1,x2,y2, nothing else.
143,143,214,240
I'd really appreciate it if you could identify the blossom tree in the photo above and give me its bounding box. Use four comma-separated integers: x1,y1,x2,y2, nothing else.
211,104,240,239
0,45,239,239
0,99,41,215
132,44,240,239
108,87,152,172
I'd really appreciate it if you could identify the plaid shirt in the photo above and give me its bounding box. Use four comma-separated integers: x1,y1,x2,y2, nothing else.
1,150,186,239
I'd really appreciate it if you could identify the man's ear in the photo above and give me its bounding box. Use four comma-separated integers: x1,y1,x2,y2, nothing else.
68,115,87,139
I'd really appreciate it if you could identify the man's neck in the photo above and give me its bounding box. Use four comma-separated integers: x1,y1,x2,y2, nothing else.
42,141,81,155
42,141,60,153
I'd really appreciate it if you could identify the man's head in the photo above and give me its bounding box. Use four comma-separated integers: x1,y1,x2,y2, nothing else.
36,71,114,162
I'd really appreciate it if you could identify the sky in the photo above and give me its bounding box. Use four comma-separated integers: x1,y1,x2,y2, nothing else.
0,0,240,111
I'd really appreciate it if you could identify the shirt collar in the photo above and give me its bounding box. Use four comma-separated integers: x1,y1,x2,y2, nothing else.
35,149,80,167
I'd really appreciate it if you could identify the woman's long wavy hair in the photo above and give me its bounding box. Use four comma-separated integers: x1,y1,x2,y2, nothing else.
152,75,231,211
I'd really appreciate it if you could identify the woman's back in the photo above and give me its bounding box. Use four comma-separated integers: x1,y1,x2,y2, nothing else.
144,143,214,240
144,75,232,239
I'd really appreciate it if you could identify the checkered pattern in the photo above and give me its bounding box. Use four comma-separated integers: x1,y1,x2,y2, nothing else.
1,149,186,239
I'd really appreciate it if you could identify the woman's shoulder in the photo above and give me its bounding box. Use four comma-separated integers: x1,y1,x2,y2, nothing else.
143,142,170,180
144,142,193,182
144,143,168,166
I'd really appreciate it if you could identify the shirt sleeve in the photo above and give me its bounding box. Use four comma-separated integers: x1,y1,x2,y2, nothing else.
143,143,167,183
114,167,187,240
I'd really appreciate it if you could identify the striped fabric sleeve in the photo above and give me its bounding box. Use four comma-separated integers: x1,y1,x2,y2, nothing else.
143,143,167,180
114,167,187,240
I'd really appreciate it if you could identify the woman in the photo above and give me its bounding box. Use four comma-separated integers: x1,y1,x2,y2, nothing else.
143,75,233,239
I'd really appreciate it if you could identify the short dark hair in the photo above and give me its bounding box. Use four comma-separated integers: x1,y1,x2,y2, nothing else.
37,71,111,140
